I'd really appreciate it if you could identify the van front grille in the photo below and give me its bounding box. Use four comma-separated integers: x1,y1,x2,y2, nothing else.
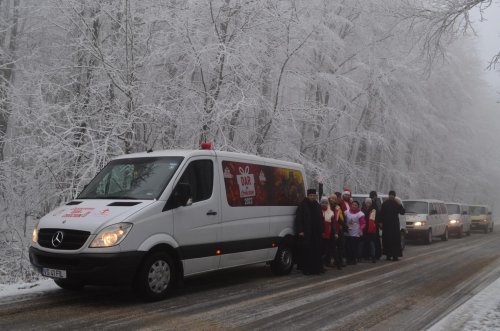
38,228,90,250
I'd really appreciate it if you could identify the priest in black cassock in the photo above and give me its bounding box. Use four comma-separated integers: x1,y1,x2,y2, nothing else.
295,188,325,275
379,190,405,261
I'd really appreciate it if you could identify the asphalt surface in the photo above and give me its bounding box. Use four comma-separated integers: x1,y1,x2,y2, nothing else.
1,228,500,331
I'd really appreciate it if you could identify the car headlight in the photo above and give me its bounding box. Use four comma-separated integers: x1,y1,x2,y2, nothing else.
449,219,459,224
90,223,133,248
414,221,427,227
32,222,39,243
482,219,488,223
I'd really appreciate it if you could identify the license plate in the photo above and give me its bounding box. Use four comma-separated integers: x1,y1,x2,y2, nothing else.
41,267,67,279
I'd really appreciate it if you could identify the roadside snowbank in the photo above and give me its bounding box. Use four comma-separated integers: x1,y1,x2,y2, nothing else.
0,279,58,300
428,277,500,330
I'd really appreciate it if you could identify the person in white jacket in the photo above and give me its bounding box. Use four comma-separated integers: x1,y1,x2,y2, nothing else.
344,200,366,265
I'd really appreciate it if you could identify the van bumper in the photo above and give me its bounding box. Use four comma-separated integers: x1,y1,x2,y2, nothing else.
405,228,428,240
29,247,145,286
470,222,490,232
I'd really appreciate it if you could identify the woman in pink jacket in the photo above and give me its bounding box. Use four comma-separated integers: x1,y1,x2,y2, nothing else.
344,200,366,265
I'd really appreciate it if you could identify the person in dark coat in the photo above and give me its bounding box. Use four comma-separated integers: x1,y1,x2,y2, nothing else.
379,190,405,261
295,188,325,275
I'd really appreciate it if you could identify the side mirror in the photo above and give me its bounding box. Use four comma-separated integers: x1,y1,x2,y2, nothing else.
174,183,192,207
461,211,467,215
488,211,492,215
429,209,437,215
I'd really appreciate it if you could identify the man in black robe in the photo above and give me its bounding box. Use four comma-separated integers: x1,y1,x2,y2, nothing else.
295,188,325,275
379,190,405,261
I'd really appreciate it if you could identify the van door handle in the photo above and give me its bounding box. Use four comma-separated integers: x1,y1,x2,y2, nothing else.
206,210,217,216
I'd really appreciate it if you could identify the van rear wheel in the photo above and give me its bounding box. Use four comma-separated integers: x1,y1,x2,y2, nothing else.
441,227,449,241
271,243,293,276
400,232,406,251
136,251,175,301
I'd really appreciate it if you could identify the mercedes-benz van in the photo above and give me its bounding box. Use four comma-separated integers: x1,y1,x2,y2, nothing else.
29,148,306,300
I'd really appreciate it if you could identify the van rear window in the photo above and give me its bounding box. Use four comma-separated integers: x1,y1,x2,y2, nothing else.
222,161,305,207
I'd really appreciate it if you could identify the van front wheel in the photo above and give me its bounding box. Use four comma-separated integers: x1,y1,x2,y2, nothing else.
425,229,433,245
54,279,84,291
271,243,293,276
136,252,175,301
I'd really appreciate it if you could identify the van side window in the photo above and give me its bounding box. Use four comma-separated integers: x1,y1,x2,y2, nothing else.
429,203,437,215
178,160,214,203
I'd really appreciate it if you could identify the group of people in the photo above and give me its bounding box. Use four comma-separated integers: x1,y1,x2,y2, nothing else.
294,187,405,275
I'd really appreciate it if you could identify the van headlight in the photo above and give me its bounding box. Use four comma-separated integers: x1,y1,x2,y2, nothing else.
32,222,39,243
90,223,133,248
414,221,427,227
449,219,459,224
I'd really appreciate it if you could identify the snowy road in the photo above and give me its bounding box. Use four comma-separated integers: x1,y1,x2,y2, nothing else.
1,230,500,330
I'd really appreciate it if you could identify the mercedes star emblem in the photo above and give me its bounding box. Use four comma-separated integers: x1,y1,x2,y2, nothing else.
51,231,64,248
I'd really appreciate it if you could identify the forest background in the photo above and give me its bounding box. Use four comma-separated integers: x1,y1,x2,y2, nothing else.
1,0,499,284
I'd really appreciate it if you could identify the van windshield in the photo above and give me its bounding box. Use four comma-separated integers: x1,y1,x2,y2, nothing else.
404,201,428,214
78,157,183,200
445,204,460,214
469,206,486,216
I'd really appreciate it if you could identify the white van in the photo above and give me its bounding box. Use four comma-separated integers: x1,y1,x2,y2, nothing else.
444,202,471,237
351,194,407,250
403,199,449,244
469,205,493,233
29,148,306,300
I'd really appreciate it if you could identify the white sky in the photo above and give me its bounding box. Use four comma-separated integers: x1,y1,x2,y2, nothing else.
472,2,500,93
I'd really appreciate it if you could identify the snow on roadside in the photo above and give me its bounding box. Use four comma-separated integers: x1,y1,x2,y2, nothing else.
0,279,58,300
428,277,500,331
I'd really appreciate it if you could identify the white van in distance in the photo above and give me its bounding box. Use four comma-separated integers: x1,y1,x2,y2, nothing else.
444,202,471,237
403,199,449,244
29,147,306,300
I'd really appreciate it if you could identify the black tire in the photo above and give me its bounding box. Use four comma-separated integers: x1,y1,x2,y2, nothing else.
441,227,448,241
484,225,489,234
425,229,433,245
135,251,176,301
457,226,463,238
271,242,294,276
490,223,494,233
54,279,84,291
400,231,406,251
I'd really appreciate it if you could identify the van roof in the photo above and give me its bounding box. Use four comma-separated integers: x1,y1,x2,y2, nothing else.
444,202,468,206
112,149,304,169
402,199,445,203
